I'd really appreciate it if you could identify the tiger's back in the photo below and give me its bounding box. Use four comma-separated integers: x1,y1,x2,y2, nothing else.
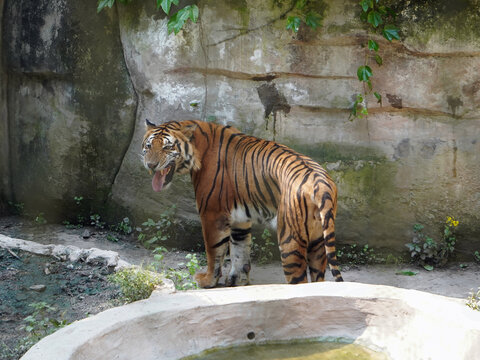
142,120,343,287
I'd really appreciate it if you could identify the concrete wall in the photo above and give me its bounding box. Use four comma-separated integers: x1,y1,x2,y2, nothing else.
2,0,480,253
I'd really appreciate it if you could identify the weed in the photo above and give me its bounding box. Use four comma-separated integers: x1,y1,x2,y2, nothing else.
7,201,24,215
34,213,47,225
337,244,378,265
106,234,119,242
252,228,276,264
114,217,133,235
137,205,177,248
151,248,201,290
74,196,83,206
1,301,71,358
474,251,480,263
466,288,480,311
90,214,105,229
108,267,163,303
406,216,459,269
62,220,82,229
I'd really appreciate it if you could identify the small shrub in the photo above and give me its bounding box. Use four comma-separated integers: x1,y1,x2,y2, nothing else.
108,267,163,303
90,214,105,229
158,252,201,290
114,217,133,235
8,201,24,215
466,288,480,311
252,228,276,264
34,213,47,225
137,205,177,248
337,244,378,265
106,234,119,242
474,251,480,263
406,216,459,270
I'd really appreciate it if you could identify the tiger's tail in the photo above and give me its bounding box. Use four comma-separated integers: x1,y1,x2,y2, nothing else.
317,195,343,282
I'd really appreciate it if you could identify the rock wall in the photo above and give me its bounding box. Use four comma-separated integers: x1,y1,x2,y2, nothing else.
0,0,10,214
2,0,480,253
3,0,136,219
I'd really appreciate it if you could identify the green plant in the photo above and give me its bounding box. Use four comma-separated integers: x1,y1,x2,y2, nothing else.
74,196,83,206
165,253,201,290
97,0,199,35
108,267,163,303
252,228,276,264
337,244,378,265
34,213,47,225
406,216,459,270
114,217,133,235
107,234,119,242
350,0,400,120
466,288,480,311
285,0,322,33
21,302,69,344
90,214,105,229
137,205,177,248
474,251,480,263
7,201,24,215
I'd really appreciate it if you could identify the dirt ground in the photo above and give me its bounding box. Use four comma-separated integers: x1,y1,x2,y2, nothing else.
1,216,479,359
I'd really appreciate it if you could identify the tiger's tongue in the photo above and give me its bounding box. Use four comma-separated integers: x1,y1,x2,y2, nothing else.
152,170,167,192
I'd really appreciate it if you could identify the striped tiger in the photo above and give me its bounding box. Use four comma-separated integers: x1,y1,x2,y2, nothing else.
142,119,343,288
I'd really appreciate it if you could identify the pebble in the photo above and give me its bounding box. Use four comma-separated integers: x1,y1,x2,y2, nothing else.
29,284,46,292
82,230,91,239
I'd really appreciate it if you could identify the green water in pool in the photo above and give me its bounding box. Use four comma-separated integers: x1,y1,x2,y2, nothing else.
183,341,388,360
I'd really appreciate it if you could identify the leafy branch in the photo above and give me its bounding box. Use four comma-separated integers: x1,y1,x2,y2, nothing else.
350,0,400,121
97,0,199,35
285,0,322,33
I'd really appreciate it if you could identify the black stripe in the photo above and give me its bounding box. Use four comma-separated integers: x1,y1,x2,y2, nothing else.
212,236,230,248
290,271,307,284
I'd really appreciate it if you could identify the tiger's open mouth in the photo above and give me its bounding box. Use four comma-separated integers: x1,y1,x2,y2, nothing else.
152,164,175,192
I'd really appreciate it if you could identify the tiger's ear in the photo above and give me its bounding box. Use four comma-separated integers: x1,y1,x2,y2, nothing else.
145,119,157,129
180,124,197,141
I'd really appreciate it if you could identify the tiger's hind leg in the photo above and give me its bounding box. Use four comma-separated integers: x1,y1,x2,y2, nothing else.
307,236,327,282
194,213,230,288
226,222,252,286
277,212,308,284
318,210,343,282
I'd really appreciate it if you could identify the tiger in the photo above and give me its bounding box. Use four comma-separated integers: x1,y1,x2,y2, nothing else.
142,119,343,288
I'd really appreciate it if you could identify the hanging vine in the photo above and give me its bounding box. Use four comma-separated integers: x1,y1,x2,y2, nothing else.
349,0,400,121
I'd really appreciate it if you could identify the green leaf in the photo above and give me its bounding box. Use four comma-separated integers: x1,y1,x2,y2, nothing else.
295,0,307,9
305,12,321,29
396,271,418,276
382,24,400,41
97,0,115,13
167,5,199,35
367,10,383,28
368,39,379,51
158,0,179,15
286,16,302,33
374,92,382,103
375,54,383,65
423,265,434,271
357,65,373,82
359,0,371,12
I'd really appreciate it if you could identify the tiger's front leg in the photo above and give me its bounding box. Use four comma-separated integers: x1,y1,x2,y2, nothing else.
194,213,230,288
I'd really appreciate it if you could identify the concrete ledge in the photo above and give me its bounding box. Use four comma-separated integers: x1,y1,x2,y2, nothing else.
21,282,480,360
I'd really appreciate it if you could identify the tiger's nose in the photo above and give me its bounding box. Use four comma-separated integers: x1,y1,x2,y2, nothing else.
147,162,158,170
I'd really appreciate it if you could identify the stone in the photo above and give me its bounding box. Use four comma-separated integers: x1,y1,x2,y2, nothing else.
29,284,46,292
82,230,91,239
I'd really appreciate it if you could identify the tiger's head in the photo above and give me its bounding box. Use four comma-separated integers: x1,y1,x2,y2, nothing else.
142,119,199,192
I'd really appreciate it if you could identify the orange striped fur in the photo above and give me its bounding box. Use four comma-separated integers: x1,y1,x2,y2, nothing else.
142,120,343,287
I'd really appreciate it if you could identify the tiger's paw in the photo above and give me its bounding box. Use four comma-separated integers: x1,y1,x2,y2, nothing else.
194,272,218,288
226,268,250,287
